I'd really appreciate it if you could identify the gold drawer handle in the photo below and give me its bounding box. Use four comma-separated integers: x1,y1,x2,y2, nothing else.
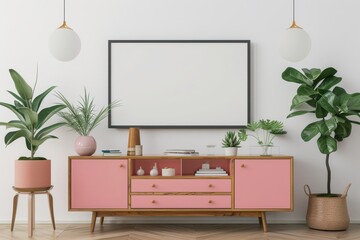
208,184,213,188
120,164,124,168
241,164,245,168
151,200,156,204
152,184,156,188
208,200,213,204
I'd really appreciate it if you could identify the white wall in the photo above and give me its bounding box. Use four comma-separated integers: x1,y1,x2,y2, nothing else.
1,0,360,224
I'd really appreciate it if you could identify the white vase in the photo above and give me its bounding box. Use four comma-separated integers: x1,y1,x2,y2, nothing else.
75,136,97,156
150,163,158,176
137,166,145,176
224,147,238,156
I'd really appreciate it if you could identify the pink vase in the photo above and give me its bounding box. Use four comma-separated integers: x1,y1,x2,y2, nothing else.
75,136,97,156
15,160,51,188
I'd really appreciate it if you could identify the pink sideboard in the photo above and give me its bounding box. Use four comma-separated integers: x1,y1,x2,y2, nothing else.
69,156,294,232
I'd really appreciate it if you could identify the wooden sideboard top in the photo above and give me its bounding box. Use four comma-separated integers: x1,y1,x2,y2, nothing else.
69,155,293,160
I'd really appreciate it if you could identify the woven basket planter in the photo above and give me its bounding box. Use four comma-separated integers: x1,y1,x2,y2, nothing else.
304,184,351,231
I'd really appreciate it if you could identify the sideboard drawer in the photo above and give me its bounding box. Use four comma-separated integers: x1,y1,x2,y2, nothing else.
131,195,231,209
131,179,231,193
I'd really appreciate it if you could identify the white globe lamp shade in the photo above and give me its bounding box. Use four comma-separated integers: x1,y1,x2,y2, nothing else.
49,27,81,61
279,27,311,62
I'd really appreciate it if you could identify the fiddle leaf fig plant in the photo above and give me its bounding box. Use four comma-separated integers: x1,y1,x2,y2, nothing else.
0,69,66,160
282,67,360,195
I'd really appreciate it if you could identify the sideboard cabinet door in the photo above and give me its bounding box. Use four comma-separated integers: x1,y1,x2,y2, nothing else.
234,159,292,210
71,159,128,209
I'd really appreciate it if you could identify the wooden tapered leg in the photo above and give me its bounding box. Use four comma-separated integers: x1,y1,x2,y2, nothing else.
47,191,56,230
11,193,19,231
100,217,104,225
28,193,35,237
32,193,35,230
91,212,97,232
258,217,262,226
261,212,268,232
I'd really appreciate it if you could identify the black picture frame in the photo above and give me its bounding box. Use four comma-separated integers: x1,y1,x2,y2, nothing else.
108,40,251,129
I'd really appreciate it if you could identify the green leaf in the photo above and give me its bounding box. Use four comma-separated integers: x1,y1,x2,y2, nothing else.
0,120,26,130
317,92,337,114
333,86,347,96
282,67,312,86
238,129,248,141
7,90,27,107
317,135,337,154
37,104,66,129
317,76,342,90
334,119,352,141
347,93,360,111
247,121,261,131
312,67,337,88
301,122,320,142
302,68,321,80
14,100,23,108
4,130,31,145
32,135,58,148
287,110,314,118
0,102,26,123
334,93,350,113
335,116,346,123
9,69,33,100
17,107,38,127
306,99,317,108
32,86,56,112
290,95,313,110
315,104,328,118
35,122,66,140
297,85,317,96
318,118,337,136
25,139,32,151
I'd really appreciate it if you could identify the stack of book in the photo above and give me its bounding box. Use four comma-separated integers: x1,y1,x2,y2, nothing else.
102,149,122,156
164,149,199,156
195,167,228,176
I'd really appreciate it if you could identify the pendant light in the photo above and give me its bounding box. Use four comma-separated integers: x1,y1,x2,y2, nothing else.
279,0,311,62
49,0,81,61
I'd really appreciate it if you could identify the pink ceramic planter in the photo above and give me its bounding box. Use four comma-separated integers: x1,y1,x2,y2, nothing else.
14,160,51,188
75,136,97,156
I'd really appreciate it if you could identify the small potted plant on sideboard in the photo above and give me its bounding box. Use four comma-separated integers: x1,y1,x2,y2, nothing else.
282,66,360,230
247,119,287,155
221,130,247,156
0,69,65,188
56,89,119,156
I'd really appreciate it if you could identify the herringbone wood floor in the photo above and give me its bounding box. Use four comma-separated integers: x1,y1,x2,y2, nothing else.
1,223,359,240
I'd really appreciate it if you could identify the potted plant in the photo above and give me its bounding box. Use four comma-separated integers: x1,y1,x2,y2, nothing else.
282,67,360,230
56,89,119,156
247,119,287,155
0,69,66,188
221,130,247,156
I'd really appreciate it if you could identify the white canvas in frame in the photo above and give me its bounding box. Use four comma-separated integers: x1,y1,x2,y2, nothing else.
108,40,250,128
